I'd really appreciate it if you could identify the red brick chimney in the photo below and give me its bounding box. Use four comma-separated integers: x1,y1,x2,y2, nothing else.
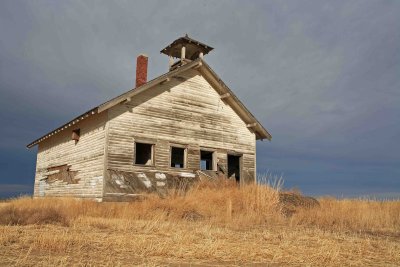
136,54,148,88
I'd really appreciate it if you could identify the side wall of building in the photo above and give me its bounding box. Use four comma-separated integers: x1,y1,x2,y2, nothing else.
105,69,256,196
33,112,107,200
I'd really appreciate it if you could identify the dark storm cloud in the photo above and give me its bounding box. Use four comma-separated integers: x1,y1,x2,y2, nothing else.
0,0,399,197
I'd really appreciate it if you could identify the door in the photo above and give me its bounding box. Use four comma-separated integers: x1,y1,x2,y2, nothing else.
227,154,241,182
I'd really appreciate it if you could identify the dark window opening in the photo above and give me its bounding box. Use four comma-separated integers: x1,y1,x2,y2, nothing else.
135,142,153,165
171,147,185,168
200,150,215,170
228,155,241,182
72,129,80,143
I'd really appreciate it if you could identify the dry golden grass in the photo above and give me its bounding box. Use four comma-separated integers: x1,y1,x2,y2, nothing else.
0,180,399,266
290,197,400,234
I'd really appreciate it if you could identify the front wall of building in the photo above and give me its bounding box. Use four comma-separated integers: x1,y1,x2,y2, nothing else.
105,69,256,196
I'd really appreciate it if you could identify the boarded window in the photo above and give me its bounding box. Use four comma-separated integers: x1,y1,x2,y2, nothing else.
171,146,185,168
46,164,79,184
200,150,215,170
135,142,154,165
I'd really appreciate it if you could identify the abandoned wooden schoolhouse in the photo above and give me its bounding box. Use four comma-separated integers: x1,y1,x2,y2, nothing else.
27,35,271,201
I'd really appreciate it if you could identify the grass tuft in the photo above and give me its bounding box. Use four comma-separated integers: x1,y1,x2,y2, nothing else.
0,205,69,226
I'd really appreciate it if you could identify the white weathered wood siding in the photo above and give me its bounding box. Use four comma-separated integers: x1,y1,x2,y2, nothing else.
105,69,256,188
33,112,107,199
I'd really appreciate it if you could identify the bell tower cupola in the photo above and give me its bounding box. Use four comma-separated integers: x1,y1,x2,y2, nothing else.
160,34,213,71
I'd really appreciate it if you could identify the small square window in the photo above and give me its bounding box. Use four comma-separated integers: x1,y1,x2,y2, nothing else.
200,150,215,170
72,129,80,141
135,142,154,165
171,146,186,168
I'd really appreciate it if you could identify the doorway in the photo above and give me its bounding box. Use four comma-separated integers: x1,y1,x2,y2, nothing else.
227,154,241,182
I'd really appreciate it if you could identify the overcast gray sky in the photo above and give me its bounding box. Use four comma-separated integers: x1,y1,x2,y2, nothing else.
1,0,399,198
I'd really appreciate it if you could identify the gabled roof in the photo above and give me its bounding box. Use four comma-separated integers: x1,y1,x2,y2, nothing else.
27,59,271,148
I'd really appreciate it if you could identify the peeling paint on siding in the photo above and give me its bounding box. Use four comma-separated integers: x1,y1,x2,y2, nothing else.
179,172,196,178
137,173,152,188
38,180,46,197
155,173,166,180
156,181,166,187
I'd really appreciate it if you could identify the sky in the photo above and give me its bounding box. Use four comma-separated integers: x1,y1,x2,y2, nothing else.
0,0,399,198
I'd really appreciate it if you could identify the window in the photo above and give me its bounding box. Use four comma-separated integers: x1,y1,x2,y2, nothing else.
135,142,154,165
71,129,80,143
170,146,186,168
200,150,215,170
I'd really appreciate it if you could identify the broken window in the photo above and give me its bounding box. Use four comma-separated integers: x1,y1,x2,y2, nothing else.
200,150,215,170
171,146,186,168
135,142,154,165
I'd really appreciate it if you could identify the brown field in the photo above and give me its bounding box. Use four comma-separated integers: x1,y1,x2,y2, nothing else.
1,180,399,266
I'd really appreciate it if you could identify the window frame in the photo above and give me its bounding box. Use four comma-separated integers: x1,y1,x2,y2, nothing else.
133,141,155,166
169,144,188,169
199,148,217,171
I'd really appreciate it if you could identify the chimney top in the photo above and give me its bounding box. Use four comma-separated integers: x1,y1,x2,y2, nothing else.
136,54,148,88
